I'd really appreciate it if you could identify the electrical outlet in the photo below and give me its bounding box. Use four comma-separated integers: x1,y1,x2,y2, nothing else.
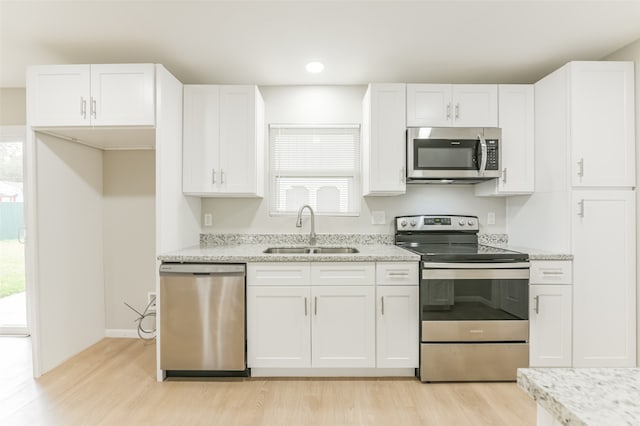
487,212,496,225
204,213,213,227
147,292,157,311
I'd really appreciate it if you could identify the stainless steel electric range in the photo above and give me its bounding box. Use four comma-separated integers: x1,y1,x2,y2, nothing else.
394,214,530,382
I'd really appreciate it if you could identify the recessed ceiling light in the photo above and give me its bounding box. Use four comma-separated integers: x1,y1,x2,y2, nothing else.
306,62,324,73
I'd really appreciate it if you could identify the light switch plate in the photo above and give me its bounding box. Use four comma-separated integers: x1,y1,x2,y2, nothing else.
371,210,386,225
487,212,495,225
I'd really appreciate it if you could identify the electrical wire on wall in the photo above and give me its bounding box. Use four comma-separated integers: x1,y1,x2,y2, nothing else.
124,298,156,340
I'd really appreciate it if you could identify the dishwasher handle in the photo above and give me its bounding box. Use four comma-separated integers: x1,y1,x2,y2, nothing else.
159,263,245,275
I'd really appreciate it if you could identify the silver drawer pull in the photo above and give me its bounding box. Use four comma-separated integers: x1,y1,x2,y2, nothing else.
468,329,484,334
542,271,564,275
388,272,409,276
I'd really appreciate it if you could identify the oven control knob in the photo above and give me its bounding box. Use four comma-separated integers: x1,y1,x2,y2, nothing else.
410,220,417,227
458,220,465,226
468,220,475,226
400,220,407,227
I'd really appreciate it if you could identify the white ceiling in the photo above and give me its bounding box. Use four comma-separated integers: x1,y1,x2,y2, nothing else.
1,0,640,88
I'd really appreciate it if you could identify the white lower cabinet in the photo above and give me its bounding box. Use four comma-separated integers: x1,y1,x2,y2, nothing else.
247,286,311,368
529,284,572,367
376,285,419,368
311,286,375,368
247,261,419,373
529,260,572,367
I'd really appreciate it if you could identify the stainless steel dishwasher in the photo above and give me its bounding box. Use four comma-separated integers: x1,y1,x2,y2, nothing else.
159,263,247,376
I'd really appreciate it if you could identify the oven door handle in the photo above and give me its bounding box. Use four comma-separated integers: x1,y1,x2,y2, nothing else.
422,268,530,280
423,262,530,269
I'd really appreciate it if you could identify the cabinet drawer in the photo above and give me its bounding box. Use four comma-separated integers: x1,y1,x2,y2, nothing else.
530,261,572,284
247,263,311,286
376,262,418,285
311,263,375,286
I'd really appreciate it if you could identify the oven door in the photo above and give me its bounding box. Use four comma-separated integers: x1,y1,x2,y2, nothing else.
420,262,530,382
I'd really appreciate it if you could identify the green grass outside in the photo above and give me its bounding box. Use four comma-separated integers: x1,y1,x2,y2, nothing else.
0,239,25,298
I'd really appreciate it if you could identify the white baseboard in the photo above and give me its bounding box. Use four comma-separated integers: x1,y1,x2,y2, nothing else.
105,329,139,338
250,368,416,378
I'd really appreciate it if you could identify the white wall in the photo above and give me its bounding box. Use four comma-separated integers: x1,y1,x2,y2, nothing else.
604,38,640,366
0,88,26,125
103,150,156,331
201,85,507,235
34,133,105,374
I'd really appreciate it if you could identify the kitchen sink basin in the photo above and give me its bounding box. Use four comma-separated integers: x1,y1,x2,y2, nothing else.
262,247,312,254
263,247,359,254
310,247,359,254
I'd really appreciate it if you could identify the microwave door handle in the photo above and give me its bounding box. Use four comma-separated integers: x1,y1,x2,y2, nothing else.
477,134,488,176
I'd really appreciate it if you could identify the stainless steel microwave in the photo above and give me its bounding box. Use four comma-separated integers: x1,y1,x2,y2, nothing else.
407,127,501,183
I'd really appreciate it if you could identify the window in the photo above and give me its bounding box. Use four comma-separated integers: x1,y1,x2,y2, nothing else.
270,125,360,215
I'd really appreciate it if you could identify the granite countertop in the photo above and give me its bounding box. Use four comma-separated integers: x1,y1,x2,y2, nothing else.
158,234,420,263
518,368,640,425
487,244,573,261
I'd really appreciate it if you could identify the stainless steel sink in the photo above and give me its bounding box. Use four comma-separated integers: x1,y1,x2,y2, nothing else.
310,247,359,254
263,247,359,254
262,247,312,254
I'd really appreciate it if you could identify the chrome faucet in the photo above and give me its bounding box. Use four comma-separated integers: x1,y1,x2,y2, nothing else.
296,204,317,246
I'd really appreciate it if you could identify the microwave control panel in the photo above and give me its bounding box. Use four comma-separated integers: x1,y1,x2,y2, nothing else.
485,140,499,170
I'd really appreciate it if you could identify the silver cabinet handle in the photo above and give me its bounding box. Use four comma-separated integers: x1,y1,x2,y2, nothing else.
314,296,317,316
578,199,585,217
212,169,216,184
455,103,460,119
577,158,584,177
221,170,225,184
80,97,87,118
381,296,385,315
90,97,96,119
534,295,540,314
502,168,507,184
446,103,451,120
388,272,409,276
400,166,405,184
304,297,308,316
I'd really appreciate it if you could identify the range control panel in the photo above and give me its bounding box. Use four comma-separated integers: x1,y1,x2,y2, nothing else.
395,215,479,232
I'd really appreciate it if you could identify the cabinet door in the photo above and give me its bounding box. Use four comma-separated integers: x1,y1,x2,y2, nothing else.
247,286,311,368
376,286,419,368
475,85,534,197
452,85,498,127
182,85,220,194
406,84,452,127
572,190,636,367
219,85,262,195
311,286,375,368
529,285,572,367
362,84,406,195
570,62,635,187
27,65,91,127
90,64,155,126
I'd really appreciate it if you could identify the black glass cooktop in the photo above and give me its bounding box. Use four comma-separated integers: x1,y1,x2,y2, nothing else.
398,243,529,263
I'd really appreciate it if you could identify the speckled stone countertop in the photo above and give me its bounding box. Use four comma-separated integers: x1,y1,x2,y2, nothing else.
518,368,640,425
158,234,420,263
485,243,573,261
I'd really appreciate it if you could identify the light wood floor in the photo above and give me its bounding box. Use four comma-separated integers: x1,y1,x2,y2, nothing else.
0,337,536,425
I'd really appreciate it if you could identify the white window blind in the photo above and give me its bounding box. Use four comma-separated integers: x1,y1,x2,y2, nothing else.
270,125,360,215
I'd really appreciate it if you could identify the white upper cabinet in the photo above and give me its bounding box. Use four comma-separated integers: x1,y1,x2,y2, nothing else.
362,83,406,196
569,62,635,188
182,85,264,197
475,84,534,196
28,64,155,127
406,84,498,127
